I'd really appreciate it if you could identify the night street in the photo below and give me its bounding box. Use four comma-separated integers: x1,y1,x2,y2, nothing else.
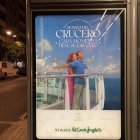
0,77,27,135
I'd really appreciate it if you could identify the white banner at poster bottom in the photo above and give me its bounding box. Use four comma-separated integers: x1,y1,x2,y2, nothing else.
36,110,121,139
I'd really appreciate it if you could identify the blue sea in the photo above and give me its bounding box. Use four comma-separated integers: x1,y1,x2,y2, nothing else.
89,78,121,110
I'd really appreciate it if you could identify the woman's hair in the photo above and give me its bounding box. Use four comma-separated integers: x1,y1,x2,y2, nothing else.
66,52,76,63
66,53,76,74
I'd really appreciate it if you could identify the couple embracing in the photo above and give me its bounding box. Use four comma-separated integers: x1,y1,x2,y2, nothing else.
56,51,87,110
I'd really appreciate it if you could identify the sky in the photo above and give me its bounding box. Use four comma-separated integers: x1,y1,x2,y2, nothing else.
35,10,124,78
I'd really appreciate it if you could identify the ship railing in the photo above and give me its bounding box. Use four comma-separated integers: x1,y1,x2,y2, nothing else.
36,73,105,110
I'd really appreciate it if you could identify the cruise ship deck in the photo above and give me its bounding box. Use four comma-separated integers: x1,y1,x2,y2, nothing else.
36,74,105,110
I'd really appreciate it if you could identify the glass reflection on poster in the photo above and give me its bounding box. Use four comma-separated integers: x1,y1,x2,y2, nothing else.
35,10,124,139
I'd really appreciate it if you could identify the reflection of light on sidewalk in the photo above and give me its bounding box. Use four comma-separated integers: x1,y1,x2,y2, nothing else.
0,121,15,125
19,112,27,120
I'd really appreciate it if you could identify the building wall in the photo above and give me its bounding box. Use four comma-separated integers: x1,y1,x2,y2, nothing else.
0,0,26,45
0,0,6,42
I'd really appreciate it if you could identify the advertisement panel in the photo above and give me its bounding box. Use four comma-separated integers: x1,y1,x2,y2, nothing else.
32,9,125,139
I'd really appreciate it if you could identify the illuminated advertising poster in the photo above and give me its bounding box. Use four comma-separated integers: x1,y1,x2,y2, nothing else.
35,10,124,139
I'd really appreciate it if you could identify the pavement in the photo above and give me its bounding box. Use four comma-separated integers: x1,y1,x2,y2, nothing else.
0,118,28,140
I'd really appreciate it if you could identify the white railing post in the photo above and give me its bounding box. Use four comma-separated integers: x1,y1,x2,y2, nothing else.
44,77,47,104
64,78,70,110
58,78,62,102
100,75,105,109
96,75,105,110
95,75,98,103
53,78,55,98
97,76,101,110
83,88,86,109
85,77,90,110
